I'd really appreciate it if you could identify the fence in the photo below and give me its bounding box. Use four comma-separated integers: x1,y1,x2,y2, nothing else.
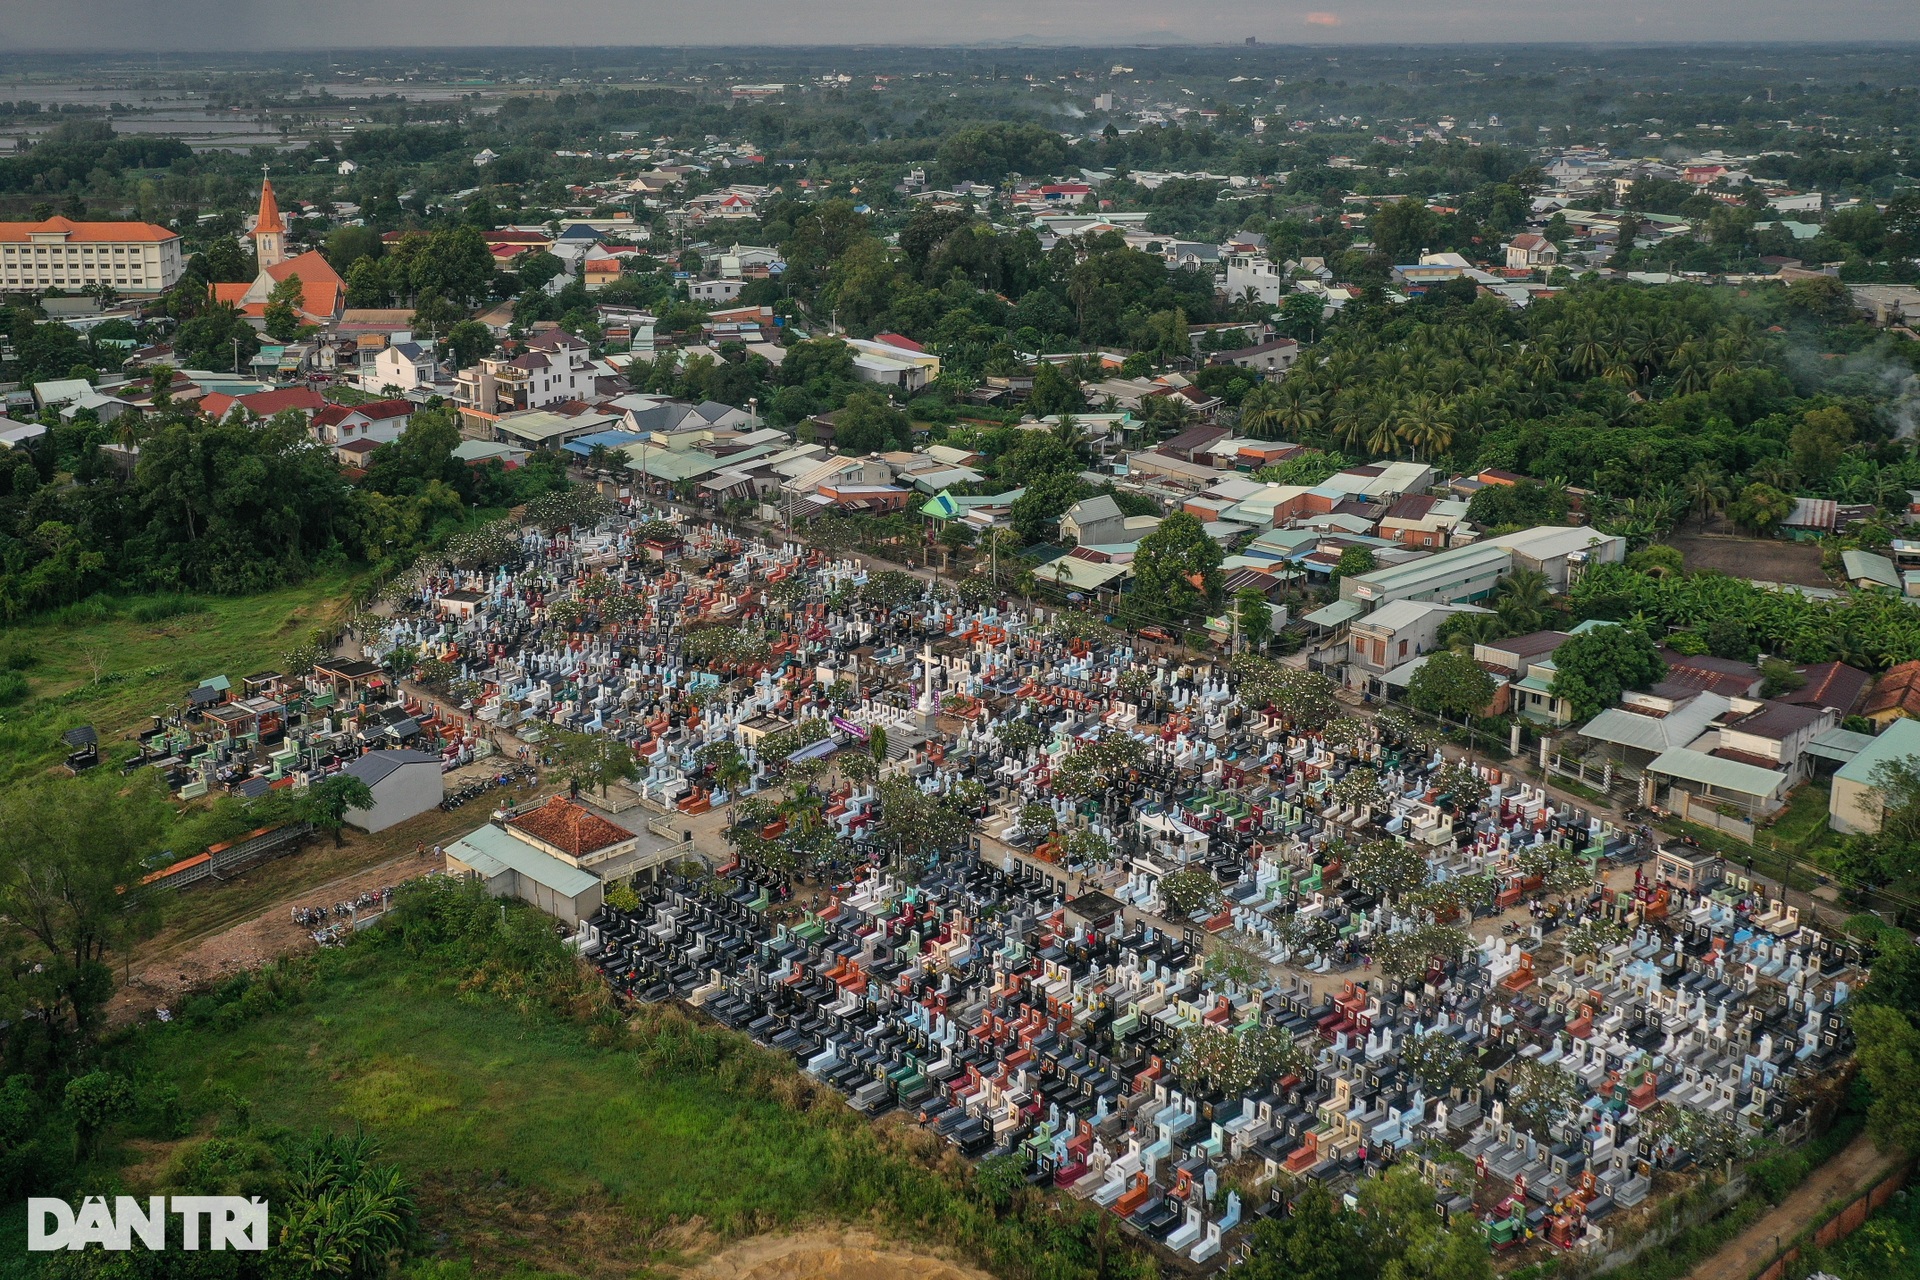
141,822,316,893
1750,1158,1914,1280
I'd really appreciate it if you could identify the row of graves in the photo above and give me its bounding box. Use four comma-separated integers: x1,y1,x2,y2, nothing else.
348,509,1864,1268
123,659,492,801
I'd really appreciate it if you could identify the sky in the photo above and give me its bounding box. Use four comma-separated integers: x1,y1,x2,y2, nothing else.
8,0,1920,51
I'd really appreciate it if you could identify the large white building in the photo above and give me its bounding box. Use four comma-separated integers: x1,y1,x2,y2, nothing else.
0,217,185,294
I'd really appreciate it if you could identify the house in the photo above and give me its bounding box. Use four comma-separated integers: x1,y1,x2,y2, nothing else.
1212,337,1300,378
453,439,530,469
689,278,747,303
339,749,445,833
457,332,595,419
1504,233,1558,270
1713,700,1837,789
1379,494,1469,550
199,386,327,423
357,341,439,395
1843,549,1901,591
1060,495,1129,546
311,398,413,448
1581,691,1733,777
1864,660,1920,729
1830,718,1920,834
446,794,668,926
1223,253,1285,305
1346,600,1488,696
1780,662,1872,717
1475,630,1577,725
843,336,941,393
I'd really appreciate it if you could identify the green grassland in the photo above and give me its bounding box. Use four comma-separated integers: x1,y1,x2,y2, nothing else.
0,573,362,788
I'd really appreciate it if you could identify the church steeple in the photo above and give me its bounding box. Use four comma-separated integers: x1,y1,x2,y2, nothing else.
251,172,284,268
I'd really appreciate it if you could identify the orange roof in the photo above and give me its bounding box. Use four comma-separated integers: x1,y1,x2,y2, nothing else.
0,216,178,244
252,179,282,237
506,794,632,859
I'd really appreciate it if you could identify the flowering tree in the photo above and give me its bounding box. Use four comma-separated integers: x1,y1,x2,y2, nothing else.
1176,1023,1309,1097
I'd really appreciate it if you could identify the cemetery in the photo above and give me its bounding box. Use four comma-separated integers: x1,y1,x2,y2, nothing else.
153,504,1866,1270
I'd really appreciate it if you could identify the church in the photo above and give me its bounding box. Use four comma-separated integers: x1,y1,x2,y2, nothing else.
213,178,345,329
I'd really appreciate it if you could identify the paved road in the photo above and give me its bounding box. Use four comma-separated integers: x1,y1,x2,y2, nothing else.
1687,1132,1902,1280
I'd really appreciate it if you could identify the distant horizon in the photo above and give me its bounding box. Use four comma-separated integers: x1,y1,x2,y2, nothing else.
7,0,1920,56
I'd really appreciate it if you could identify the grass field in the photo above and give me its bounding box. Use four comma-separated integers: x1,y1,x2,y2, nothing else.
110,954,857,1276
0,572,363,788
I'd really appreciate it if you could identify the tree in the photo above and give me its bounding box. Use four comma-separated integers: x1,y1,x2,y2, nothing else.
1407,651,1497,725
1371,197,1440,266
1327,545,1376,590
1175,1023,1307,1097
1790,406,1855,485
1506,1060,1583,1141
1431,760,1489,814
0,774,168,1062
1548,623,1664,721
1373,925,1470,984
834,389,910,454
301,774,376,847
547,727,638,800
1345,839,1430,901
446,319,495,370
175,302,260,372
1129,512,1222,623
276,1130,417,1280
1029,360,1084,417
1239,1182,1365,1280
263,272,307,341
1235,588,1274,652
64,1071,133,1159
1727,482,1795,535
1159,869,1223,916
1401,1031,1481,1095
1008,470,1093,545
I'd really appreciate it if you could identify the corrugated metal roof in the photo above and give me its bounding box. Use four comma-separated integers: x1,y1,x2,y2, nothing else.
1645,747,1788,798
1835,719,1920,786
1581,693,1730,753
447,824,600,899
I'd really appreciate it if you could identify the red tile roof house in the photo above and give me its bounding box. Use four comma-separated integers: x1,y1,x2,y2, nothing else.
200,386,327,423
310,397,414,447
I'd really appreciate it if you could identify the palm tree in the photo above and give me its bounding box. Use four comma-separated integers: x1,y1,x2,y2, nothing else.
1273,379,1323,443
1364,412,1399,460
1446,611,1507,654
1683,462,1730,527
1237,383,1285,441
1394,394,1454,462
1495,567,1554,633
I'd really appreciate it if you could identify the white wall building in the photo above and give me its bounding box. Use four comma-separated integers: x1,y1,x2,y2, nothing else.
0,217,185,294
1224,253,1285,306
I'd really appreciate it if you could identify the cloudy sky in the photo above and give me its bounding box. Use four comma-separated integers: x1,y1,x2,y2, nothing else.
9,0,1920,50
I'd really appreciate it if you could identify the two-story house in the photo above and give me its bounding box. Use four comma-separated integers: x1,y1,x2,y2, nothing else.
1475,630,1576,725
456,332,593,418
356,340,438,395
1347,601,1489,697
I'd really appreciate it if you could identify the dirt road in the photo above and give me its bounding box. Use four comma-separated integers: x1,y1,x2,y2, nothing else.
1687,1132,1902,1280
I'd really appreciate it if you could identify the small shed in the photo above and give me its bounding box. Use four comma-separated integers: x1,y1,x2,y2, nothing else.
340,749,445,833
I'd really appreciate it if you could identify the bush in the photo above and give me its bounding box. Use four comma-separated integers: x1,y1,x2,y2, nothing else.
126,593,208,623
0,668,25,706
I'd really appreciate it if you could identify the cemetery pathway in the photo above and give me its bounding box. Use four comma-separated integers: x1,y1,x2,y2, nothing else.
1687,1131,1898,1280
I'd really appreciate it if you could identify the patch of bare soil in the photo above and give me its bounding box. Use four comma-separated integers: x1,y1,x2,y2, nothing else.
685,1230,993,1280
1667,527,1831,589
103,852,437,1028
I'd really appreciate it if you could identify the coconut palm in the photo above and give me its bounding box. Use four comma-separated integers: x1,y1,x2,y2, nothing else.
1495,567,1555,633
1683,462,1730,527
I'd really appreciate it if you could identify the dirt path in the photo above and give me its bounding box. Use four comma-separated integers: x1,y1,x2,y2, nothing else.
104,847,444,1028
1688,1132,1902,1280
685,1229,991,1280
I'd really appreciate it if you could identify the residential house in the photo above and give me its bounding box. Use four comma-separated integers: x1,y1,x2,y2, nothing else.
1345,600,1488,696
199,386,327,423
1060,495,1129,546
1212,337,1300,378
1713,700,1837,789
445,796,652,926
310,398,413,449
1830,718,1920,834
689,278,747,303
1379,494,1469,550
1864,660,1920,730
844,335,941,393
1580,691,1734,778
457,332,595,419
1223,253,1284,305
357,340,439,395
1475,630,1577,725
1504,233,1559,270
